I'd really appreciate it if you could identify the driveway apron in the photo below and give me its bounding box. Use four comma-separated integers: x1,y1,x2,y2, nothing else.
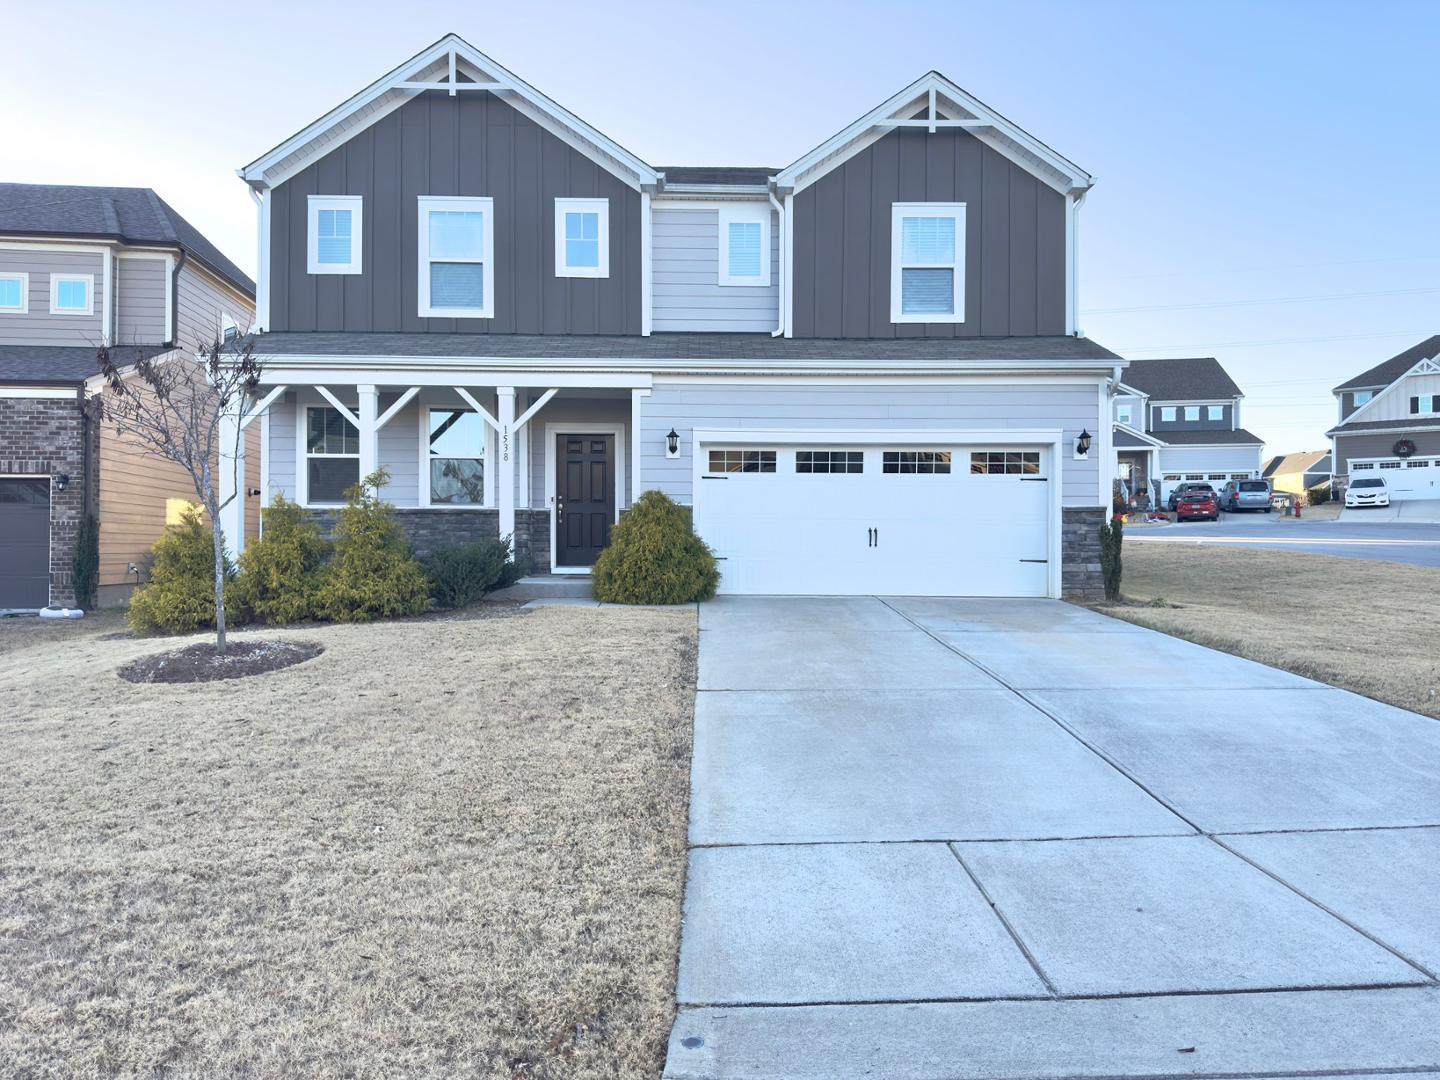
665,596,1440,1078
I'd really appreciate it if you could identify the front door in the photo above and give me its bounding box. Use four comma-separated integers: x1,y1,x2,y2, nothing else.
555,434,615,567
0,478,52,608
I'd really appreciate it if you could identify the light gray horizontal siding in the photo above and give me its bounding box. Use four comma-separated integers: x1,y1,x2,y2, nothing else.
0,248,105,346
523,394,630,508
652,207,779,332
267,393,297,500
1334,430,1440,473
639,381,1101,505
176,263,252,351
1157,446,1263,474
116,257,168,345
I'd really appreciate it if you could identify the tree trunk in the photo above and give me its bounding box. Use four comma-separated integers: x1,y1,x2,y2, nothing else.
212,520,227,655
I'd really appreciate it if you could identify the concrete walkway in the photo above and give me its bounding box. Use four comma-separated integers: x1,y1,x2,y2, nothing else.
665,596,1440,1078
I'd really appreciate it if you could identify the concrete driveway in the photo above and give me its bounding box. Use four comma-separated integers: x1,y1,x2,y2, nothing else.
665,596,1440,1079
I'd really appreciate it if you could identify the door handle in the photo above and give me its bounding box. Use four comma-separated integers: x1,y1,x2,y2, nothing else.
556,495,565,522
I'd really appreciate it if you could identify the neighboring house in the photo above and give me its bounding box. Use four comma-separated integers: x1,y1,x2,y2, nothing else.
1110,357,1264,507
1327,335,1440,502
0,184,256,610
233,34,1127,600
1262,450,1331,497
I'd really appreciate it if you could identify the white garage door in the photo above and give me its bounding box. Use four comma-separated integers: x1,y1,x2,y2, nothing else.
694,443,1054,597
1351,458,1440,501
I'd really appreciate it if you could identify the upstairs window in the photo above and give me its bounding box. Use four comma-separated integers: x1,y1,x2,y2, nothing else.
1184,406,1200,421
1353,390,1374,406
1411,394,1438,415
50,274,93,315
718,207,770,287
1208,405,1224,420
555,198,609,278
891,203,965,322
307,196,362,275
418,196,493,319
0,272,28,313
1116,404,1133,426
1160,406,1177,422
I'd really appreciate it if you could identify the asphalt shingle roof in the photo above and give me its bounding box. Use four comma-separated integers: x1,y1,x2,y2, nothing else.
658,167,777,187
1329,415,1440,435
1333,335,1440,392
0,184,254,297
1157,428,1265,446
0,344,165,386
251,331,1122,364
1262,450,1329,478
1118,357,1242,401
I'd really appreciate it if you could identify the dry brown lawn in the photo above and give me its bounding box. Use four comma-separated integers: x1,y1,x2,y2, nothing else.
0,604,697,1078
1105,543,1440,719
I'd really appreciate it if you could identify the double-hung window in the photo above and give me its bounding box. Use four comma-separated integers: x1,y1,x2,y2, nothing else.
555,198,608,278
50,274,93,315
426,408,487,505
304,406,359,504
718,207,770,287
307,196,362,275
0,273,28,313
418,196,493,318
891,202,965,322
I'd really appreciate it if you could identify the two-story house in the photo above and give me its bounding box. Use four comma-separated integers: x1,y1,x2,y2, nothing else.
1110,357,1264,507
234,33,1125,600
1327,335,1440,503
0,184,256,610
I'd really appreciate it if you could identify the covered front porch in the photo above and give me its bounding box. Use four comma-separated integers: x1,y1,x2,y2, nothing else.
221,369,653,574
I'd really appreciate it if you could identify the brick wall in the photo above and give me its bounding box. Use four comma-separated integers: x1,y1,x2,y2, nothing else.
298,507,550,573
1061,506,1106,602
0,394,88,607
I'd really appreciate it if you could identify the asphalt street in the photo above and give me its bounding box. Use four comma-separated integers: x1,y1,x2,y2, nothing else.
1129,513,1440,567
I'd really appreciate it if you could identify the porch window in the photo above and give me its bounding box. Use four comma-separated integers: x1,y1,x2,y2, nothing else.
418,196,493,318
427,408,486,505
305,406,360,504
891,202,965,322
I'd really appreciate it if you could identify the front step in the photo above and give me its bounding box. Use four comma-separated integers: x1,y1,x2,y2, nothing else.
487,574,593,602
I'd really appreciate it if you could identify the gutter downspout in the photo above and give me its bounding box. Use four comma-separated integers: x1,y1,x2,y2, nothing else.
169,247,187,348
768,188,785,337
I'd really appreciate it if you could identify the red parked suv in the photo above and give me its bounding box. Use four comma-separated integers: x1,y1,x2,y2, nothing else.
1175,489,1220,522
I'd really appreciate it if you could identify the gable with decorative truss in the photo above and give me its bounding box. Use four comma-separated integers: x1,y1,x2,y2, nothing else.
240,34,659,193
1336,355,1440,429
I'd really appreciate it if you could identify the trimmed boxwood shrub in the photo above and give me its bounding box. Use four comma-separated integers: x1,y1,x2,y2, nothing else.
313,469,430,622
426,538,524,609
592,490,720,605
128,508,231,633
233,495,329,625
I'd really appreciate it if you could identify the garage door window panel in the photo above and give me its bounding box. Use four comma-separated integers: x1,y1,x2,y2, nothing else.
970,451,1041,476
883,451,951,475
708,449,776,474
796,450,864,474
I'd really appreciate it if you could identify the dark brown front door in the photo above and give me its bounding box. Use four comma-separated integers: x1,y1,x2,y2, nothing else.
556,434,615,566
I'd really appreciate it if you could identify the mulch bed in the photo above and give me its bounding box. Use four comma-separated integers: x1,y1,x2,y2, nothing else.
119,640,323,684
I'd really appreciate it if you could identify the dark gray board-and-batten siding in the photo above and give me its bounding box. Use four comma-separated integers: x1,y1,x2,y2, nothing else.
268,90,643,336
792,123,1067,339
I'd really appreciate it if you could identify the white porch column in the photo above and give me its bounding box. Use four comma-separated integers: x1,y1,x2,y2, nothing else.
357,384,378,483
218,398,244,561
497,386,516,540
631,388,649,504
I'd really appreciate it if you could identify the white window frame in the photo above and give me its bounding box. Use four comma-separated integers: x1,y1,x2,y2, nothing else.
1184,406,1200,421
1207,405,1224,421
419,404,494,508
717,206,771,287
306,195,363,275
0,272,28,314
1411,393,1438,416
890,202,966,323
418,195,493,319
1160,406,1177,422
554,197,609,279
1116,404,1133,426
1353,390,1374,406
49,273,94,316
300,403,360,507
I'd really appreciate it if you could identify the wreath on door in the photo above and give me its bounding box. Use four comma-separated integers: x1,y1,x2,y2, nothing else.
1394,438,1417,458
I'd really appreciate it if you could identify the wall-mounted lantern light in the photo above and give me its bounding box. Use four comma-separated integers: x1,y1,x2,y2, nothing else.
665,428,680,459
53,472,71,492
1074,430,1092,459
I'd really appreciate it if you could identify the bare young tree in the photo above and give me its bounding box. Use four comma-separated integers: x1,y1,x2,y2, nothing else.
96,336,263,653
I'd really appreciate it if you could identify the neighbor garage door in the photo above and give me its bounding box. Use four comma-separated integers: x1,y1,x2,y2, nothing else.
0,477,51,609
694,442,1054,597
1350,458,1440,501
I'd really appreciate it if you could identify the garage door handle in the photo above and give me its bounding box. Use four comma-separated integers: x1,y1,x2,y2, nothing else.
1019,558,1047,563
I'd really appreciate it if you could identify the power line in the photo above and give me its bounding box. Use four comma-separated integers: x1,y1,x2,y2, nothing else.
1116,329,1434,352
1083,286,1439,315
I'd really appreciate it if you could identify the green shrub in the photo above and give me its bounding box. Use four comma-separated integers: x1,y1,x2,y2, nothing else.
128,508,230,633
592,490,720,605
233,495,329,625
1099,514,1124,602
426,537,524,609
313,469,429,622
1306,484,1330,506
72,514,99,609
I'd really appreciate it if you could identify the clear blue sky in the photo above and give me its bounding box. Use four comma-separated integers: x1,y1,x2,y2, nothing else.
5,0,1436,455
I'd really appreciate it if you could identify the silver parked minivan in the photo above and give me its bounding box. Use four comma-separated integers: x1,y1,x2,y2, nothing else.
1220,478,1272,512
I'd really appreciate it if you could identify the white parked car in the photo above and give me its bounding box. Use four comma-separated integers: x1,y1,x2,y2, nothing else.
1345,476,1390,508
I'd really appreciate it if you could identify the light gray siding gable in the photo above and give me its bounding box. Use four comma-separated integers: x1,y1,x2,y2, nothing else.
0,247,105,347
115,257,168,345
652,206,779,333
